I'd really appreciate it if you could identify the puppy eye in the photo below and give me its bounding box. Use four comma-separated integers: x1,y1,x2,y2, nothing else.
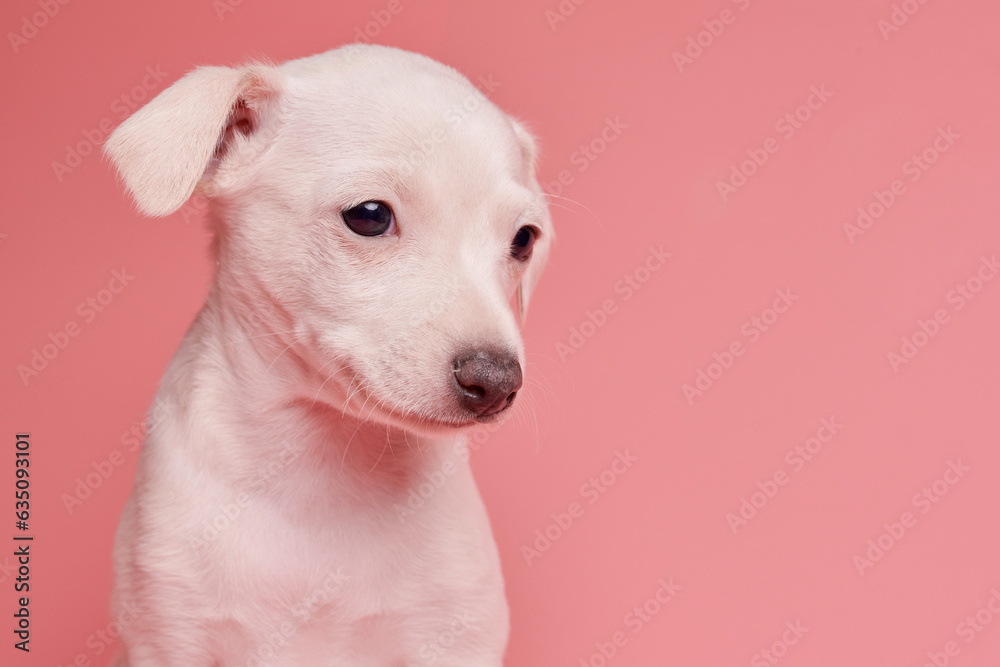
510,226,537,261
342,201,396,237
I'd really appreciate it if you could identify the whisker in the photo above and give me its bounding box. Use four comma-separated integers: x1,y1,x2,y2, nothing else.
310,358,344,409
369,435,389,473
262,334,301,378
341,387,374,472
524,363,559,409
526,352,575,390
519,378,543,455
540,192,603,227
225,328,300,347
341,371,367,417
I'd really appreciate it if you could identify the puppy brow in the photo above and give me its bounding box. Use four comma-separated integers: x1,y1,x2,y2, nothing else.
513,199,545,229
320,166,413,210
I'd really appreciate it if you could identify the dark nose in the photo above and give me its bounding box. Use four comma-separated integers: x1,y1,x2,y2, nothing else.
453,350,523,418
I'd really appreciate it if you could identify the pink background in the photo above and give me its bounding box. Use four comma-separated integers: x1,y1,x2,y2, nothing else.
3,0,1000,665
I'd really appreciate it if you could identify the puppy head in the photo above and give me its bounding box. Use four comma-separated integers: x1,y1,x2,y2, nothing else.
105,45,553,434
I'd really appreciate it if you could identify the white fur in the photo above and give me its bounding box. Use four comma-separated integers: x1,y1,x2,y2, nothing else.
104,44,552,666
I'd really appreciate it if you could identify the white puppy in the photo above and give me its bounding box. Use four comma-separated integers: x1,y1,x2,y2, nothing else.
104,44,552,666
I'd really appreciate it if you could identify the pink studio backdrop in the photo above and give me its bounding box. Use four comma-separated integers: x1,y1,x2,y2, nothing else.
3,0,1000,665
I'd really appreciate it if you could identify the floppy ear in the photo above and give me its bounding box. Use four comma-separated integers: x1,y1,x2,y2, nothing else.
509,118,554,322
104,63,282,217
